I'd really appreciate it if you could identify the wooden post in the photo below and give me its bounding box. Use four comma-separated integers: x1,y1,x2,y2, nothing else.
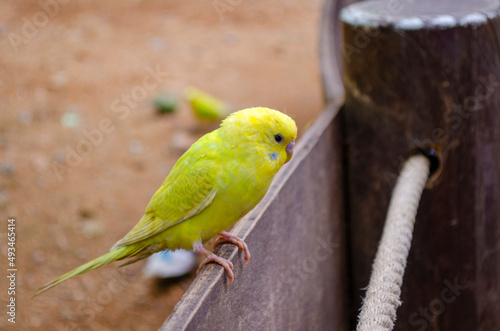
161,103,348,330
341,0,500,329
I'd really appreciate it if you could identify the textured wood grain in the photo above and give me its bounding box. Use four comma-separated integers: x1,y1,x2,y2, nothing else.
341,1,500,330
161,103,347,331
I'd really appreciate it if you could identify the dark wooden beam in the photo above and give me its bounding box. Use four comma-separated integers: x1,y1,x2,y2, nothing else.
341,1,500,329
161,102,348,330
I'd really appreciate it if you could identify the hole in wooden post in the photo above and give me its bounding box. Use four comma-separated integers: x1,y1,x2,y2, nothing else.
410,148,441,187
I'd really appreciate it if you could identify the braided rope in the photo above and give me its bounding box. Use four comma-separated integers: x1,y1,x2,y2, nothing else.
357,154,430,331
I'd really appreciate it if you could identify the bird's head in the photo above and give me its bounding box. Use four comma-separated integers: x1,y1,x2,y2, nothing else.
220,107,297,165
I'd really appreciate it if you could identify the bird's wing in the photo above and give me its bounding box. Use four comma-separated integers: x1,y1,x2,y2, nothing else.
111,144,219,250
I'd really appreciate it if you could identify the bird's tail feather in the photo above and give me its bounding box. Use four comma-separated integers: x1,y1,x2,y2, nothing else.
33,246,142,297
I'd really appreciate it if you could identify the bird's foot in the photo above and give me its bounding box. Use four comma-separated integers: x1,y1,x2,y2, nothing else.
196,252,234,284
214,231,251,264
194,242,234,284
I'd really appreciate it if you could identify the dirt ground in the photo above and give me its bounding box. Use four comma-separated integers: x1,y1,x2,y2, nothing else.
0,0,324,330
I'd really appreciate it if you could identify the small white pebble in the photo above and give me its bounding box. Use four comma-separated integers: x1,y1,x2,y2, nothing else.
129,140,143,154
170,131,196,153
50,71,69,89
60,112,80,128
81,220,105,239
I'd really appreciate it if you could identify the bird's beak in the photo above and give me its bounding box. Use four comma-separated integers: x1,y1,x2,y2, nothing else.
285,140,295,163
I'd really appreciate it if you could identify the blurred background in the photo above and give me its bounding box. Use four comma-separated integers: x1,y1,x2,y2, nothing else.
0,0,324,329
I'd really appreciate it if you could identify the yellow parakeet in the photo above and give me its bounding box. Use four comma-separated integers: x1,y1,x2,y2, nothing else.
34,107,297,296
184,86,230,121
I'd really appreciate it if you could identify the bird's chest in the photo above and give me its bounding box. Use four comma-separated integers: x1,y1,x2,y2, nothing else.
219,159,272,210
192,162,271,243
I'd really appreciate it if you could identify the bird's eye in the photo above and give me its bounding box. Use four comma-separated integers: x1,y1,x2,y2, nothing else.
274,134,284,144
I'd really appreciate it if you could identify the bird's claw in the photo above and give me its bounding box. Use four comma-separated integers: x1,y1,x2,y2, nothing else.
214,231,251,265
196,253,234,284
193,232,250,284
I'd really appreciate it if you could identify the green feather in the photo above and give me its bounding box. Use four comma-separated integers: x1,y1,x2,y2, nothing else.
33,246,142,297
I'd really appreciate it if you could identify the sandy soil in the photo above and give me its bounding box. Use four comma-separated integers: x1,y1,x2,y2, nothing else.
0,0,324,330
